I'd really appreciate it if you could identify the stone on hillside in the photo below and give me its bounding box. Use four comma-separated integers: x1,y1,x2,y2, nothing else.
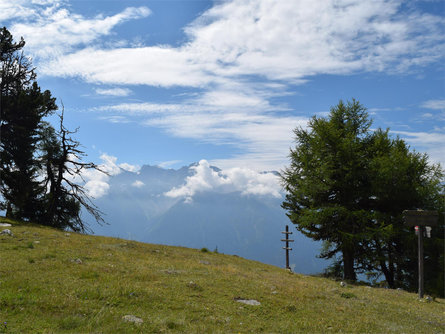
0,223,12,227
1,229,13,236
199,260,210,265
340,281,346,287
71,258,82,264
234,298,261,306
122,314,143,324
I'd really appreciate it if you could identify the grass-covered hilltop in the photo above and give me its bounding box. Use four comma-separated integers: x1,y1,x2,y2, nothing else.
0,217,444,333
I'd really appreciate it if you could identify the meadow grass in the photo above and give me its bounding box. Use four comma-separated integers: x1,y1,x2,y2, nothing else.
0,217,443,333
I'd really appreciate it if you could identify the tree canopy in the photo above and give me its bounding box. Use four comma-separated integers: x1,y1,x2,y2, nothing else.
0,27,104,232
281,99,444,294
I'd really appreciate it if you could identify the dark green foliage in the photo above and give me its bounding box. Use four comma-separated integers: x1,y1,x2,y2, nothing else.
0,27,104,232
361,130,444,293
282,99,444,294
321,257,343,279
282,99,372,280
1,27,57,221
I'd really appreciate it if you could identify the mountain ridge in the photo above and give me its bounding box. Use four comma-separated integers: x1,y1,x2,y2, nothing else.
89,161,328,273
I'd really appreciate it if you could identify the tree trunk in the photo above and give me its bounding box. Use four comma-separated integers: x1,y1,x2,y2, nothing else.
5,201,12,218
387,242,395,288
375,238,395,288
343,249,356,281
378,258,394,288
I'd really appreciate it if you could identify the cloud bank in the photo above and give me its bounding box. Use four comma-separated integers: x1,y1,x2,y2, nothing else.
82,154,139,198
80,157,283,202
6,1,150,59
38,0,445,87
165,160,282,203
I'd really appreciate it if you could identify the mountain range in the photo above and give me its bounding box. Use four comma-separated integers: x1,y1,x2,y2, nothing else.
88,162,329,274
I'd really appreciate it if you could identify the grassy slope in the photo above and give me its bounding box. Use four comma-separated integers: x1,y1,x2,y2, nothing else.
0,217,443,333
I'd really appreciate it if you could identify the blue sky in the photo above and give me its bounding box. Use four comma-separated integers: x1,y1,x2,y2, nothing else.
2,0,445,176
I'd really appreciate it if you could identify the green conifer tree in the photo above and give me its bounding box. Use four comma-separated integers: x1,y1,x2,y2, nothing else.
282,99,444,289
0,27,57,220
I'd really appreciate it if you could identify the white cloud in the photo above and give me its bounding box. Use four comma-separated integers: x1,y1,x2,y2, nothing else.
97,99,307,170
96,84,286,114
84,178,110,199
95,88,132,97
132,180,145,188
119,162,140,173
157,160,182,169
8,2,150,59
82,154,139,198
42,46,214,87
0,0,41,22
97,153,121,176
146,108,308,170
38,0,445,87
421,99,445,111
97,102,184,114
165,160,282,203
81,154,118,198
98,115,131,124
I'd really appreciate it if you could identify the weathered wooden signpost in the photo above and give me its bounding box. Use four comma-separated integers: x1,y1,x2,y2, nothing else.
403,210,438,299
281,225,294,270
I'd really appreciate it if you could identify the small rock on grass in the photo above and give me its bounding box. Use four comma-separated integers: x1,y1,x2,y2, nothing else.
234,297,261,306
122,315,143,324
0,223,12,227
1,229,13,236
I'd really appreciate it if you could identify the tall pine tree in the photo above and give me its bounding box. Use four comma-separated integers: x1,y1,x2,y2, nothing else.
0,27,57,220
282,99,372,280
1,27,105,231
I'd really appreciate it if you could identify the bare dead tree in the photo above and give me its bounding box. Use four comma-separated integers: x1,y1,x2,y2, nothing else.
41,107,108,232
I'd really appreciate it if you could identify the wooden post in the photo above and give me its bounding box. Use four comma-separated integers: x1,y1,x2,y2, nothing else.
418,226,424,299
281,225,294,270
403,210,438,299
